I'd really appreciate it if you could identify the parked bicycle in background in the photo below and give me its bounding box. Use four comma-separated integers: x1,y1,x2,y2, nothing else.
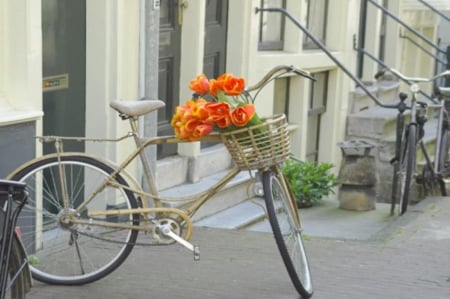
0,180,32,299
375,68,450,215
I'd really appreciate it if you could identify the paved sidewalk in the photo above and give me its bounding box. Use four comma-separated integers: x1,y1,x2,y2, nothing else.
26,197,450,299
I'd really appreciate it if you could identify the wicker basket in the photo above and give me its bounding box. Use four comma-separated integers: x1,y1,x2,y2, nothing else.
220,114,290,170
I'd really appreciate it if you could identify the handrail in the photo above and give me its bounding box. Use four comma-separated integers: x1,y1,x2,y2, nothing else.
399,32,446,66
255,7,396,109
418,0,450,23
354,37,432,100
367,0,443,53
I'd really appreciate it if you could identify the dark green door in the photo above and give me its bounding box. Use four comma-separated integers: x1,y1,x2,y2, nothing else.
158,0,182,159
202,0,228,149
42,0,86,154
204,0,228,78
158,0,228,158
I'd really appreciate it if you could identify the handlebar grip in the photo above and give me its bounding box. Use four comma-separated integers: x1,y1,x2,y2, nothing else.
374,69,386,80
290,66,316,81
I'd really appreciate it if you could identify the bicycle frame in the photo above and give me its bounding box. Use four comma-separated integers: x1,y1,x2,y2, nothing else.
17,119,254,246
13,65,312,245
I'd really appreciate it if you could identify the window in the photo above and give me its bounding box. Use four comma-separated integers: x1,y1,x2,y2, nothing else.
258,0,286,51
306,71,328,161
303,0,328,50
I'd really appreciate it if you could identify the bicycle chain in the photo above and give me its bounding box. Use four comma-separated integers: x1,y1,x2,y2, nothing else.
70,218,183,247
71,228,174,246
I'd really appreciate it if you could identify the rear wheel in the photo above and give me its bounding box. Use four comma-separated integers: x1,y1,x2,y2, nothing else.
262,170,313,298
9,155,139,285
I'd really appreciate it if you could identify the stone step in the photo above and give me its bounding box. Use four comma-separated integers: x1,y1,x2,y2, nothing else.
348,80,400,114
194,198,268,230
159,169,258,222
347,97,439,142
156,144,233,191
347,105,400,141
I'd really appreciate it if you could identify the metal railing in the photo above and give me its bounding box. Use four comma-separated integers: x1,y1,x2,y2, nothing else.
255,7,395,108
358,0,450,88
256,1,450,106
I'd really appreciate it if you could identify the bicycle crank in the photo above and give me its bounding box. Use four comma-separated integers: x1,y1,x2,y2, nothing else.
158,223,200,261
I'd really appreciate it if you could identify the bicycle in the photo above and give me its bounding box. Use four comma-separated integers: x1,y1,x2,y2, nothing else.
7,65,315,298
0,180,33,299
375,67,450,215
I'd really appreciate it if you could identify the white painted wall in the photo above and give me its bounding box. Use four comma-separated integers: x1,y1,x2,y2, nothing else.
0,0,43,155
4,0,446,183
85,0,140,173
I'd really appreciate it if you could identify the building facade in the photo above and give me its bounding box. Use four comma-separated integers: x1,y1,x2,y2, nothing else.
1,0,449,198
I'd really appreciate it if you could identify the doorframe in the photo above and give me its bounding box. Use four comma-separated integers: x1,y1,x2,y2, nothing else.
85,1,140,165
177,0,207,157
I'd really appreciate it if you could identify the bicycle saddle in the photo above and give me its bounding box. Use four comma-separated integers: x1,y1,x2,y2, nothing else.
110,98,165,117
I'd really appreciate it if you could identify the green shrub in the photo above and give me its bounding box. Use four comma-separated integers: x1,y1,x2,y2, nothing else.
282,157,338,208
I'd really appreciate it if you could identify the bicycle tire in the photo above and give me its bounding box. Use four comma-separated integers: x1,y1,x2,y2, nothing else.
9,155,139,285
399,125,417,215
262,170,313,298
437,127,450,195
390,161,400,215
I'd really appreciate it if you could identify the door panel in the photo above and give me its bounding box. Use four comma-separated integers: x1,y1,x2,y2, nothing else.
42,0,86,154
157,0,228,157
204,0,228,78
202,0,228,148
158,0,181,158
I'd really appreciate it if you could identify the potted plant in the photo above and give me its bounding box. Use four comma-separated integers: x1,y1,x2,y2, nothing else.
282,157,338,208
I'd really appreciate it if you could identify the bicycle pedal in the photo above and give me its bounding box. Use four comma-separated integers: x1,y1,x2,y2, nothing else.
193,245,200,261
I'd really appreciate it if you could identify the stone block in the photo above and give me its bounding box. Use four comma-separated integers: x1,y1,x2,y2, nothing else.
338,185,376,211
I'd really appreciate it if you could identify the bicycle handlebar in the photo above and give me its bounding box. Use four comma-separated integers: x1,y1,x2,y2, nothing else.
246,65,315,92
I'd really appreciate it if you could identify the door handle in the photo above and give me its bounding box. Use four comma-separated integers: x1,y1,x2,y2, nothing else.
178,0,188,25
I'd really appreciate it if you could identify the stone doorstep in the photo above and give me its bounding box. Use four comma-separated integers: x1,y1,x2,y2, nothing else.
159,169,258,222
155,144,233,191
348,80,400,114
347,105,401,139
194,198,267,230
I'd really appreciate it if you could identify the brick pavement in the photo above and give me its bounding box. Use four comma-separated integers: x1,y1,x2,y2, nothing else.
26,196,450,299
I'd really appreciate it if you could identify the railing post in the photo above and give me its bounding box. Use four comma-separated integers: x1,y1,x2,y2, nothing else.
357,0,368,79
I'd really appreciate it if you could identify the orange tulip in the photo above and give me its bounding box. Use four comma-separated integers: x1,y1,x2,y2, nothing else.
208,78,223,98
220,74,245,96
231,104,256,127
189,74,210,95
192,99,211,123
205,102,232,128
191,124,214,141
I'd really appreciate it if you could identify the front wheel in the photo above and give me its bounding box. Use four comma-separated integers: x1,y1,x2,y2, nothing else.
9,155,140,285
262,170,313,298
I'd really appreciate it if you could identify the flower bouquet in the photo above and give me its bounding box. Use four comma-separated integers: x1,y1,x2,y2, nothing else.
171,73,290,170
